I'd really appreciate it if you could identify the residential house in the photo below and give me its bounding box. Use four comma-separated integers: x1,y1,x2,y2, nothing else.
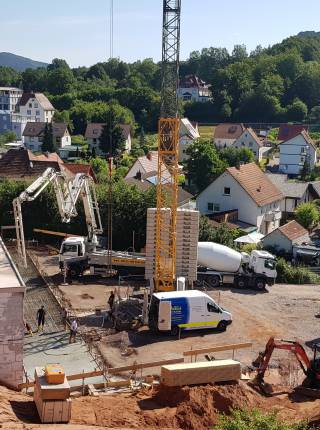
85,123,132,155
61,163,97,182
179,118,200,162
214,123,245,148
279,130,317,176
178,74,212,103
196,163,283,235
0,87,23,134
125,171,194,208
0,148,63,180
277,124,308,142
234,128,268,162
262,220,309,254
266,173,320,218
23,122,71,152
11,92,55,139
125,151,171,181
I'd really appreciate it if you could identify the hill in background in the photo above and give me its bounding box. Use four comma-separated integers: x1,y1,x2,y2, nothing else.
0,52,47,71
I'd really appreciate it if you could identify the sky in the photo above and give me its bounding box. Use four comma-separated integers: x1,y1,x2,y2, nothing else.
2,0,320,67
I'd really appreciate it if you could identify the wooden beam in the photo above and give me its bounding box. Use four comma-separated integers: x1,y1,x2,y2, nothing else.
33,228,81,238
18,357,184,390
183,342,252,357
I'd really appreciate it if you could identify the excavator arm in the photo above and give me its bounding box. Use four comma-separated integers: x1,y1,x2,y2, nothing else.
254,337,311,382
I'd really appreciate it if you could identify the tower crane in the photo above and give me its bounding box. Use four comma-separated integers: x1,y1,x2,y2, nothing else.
155,0,181,292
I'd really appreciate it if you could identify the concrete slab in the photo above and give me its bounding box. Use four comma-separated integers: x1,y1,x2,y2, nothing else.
23,331,105,386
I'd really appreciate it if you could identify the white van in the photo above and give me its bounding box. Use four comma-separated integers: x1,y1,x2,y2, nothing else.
148,290,232,336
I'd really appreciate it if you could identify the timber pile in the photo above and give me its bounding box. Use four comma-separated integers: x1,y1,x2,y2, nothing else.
161,359,241,387
34,367,71,423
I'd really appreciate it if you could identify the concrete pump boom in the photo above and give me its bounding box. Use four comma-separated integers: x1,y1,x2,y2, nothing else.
13,168,102,267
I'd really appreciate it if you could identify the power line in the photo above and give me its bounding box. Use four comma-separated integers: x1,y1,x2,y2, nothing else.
109,0,114,59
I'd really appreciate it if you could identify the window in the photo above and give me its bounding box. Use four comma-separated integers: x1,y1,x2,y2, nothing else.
301,157,305,162
208,203,214,211
249,142,253,147
241,142,245,146
29,103,32,108
207,302,220,313
93,138,97,143
34,103,38,108
214,204,220,212
27,110,31,115
36,110,40,116
264,259,276,270
224,187,230,195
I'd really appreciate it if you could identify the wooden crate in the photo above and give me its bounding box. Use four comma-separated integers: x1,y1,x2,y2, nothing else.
161,359,241,387
34,386,71,423
34,367,70,400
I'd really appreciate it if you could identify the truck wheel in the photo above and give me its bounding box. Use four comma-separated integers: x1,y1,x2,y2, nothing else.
170,326,179,336
69,267,80,277
255,278,266,291
217,321,227,332
208,276,220,288
236,277,246,289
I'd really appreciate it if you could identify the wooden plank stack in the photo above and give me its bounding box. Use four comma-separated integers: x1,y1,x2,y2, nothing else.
34,367,71,423
161,359,241,387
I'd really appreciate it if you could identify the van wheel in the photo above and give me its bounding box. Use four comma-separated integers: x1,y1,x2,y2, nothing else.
236,277,246,289
170,326,179,336
217,321,227,332
255,278,266,291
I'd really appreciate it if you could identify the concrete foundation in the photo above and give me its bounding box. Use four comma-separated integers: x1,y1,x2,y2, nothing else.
0,238,25,389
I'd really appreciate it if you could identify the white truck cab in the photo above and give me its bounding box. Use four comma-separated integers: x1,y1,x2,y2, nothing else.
149,290,232,336
249,250,277,280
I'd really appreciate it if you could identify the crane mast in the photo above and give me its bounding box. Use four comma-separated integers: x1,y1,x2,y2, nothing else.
155,0,181,292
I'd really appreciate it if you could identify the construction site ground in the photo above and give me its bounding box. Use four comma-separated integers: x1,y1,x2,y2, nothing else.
29,249,320,370
4,247,320,429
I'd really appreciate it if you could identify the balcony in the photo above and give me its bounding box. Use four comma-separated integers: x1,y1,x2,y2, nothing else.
264,210,281,222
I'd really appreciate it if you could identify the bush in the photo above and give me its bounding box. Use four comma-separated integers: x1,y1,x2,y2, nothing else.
276,258,320,284
215,409,307,430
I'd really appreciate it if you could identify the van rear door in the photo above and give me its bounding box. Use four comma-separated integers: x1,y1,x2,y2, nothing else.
158,300,171,331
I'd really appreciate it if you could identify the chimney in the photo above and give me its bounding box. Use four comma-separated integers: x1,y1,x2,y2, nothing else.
146,152,152,161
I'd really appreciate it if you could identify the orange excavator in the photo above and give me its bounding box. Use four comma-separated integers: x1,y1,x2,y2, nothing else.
252,337,320,397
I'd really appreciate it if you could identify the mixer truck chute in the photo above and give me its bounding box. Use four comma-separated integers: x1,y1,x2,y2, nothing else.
197,242,277,291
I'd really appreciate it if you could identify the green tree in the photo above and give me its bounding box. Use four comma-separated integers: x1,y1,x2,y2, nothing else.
198,216,239,248
0,131,17,146
22,67,47,92
185,139,227,192
219,146,254,167
41,123,56,153
308,105,320,123
99,108,126,156
47,67,75,95
286,98,308,121
0,66,21,87
294,202,319,229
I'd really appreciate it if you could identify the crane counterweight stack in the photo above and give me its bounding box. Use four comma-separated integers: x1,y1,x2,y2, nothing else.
155,0,181,292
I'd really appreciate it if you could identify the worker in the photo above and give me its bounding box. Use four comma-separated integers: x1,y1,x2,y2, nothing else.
108,291,115,313
36,305,46,332
24,320,33,336
69,319,78,344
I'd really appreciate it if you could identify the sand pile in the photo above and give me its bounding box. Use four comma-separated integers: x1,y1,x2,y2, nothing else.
2,382,320,429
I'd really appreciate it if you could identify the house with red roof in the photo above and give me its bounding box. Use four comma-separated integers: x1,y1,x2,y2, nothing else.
85,123,132,155
279,130,317,176
277,124,308,142
178,74,212,103
196,163,283,235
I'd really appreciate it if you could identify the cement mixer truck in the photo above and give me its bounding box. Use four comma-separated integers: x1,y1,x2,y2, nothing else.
197,242,277,291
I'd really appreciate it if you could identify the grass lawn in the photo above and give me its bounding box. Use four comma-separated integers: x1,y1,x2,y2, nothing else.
198,125,215,139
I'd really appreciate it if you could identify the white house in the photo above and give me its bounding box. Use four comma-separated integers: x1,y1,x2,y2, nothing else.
85,123,132,155
196,163,283,235
11,92,55,139
234,128,266,161
279,131,317,176
125,151,171,181
262,220,310,254
179,118,200,162
214,123,245,149
23,122,71,152
178,75,212,103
